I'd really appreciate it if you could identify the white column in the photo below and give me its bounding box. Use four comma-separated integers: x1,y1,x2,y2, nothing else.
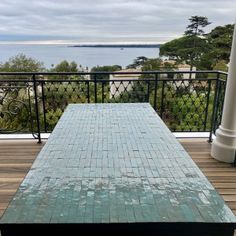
211,23,236,163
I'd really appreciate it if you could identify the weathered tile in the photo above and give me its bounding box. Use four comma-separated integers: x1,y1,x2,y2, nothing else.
1,103,235,225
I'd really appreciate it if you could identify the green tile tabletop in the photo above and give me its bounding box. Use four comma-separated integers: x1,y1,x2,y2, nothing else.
0,103,235,234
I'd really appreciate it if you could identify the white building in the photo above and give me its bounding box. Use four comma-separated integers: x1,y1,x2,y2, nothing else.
109,63,196,98
161,60,196,79
109,69,141,98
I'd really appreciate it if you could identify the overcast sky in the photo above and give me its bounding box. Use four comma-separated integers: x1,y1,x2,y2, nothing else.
0,0,235,44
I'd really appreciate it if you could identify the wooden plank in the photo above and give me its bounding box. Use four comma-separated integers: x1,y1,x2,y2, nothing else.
0,177,23,183
207,177,236,182
202,173,236,177
222,195,236,202
201,167,236,172
0,173,27,178
228,203,236,209
0,155,38,159
0,140,44,145
213,183,236,188
0,183,20,189
0,164,31,168
218,189,236,195
0,139,41,220
0,189,17,194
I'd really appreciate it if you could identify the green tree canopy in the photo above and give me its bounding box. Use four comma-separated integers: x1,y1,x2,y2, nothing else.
90,65,122,80
141,58,162,71
126,56,148,69
160,16,211,71
206,24,234,63
160,36,208,68
213,60,228,72
51,60,78,72
0,54,45,72
197,24,234,70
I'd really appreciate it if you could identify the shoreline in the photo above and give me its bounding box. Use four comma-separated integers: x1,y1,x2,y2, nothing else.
69,44,161,48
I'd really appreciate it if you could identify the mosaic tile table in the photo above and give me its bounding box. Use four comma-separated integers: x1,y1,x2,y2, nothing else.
1,103,235,235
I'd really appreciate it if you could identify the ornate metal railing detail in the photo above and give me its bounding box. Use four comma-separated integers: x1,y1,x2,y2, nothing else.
0,81,31,134
0,71,227,142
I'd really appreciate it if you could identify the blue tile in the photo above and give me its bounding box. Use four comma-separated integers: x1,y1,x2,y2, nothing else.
1,103,235,224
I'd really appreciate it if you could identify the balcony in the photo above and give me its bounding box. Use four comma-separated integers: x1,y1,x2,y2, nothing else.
0,71,235,235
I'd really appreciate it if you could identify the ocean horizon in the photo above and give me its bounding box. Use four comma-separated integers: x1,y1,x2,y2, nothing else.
0,44,160,70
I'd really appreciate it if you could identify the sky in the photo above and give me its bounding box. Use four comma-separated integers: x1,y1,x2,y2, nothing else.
0,0,235,44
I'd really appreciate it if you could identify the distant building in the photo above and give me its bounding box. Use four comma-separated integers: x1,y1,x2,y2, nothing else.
177,64,196,79
109,63,197,98
109,69,141,98
161,60,196,79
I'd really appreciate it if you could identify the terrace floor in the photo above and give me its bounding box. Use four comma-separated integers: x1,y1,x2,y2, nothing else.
0,138,235,232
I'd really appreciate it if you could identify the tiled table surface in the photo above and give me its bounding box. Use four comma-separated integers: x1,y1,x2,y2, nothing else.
1,103,236,224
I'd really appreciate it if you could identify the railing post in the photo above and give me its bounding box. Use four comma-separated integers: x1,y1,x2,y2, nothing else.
160,80,165,119
32,74,41,143
41,81,47,133
204,80,212,131
87,81,90,103
94,74,97,103
102,81,105,103
146,80,150,102
209,73,220,142
153,73,158,111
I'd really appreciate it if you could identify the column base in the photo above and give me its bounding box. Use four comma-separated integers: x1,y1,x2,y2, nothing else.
211,126,236,163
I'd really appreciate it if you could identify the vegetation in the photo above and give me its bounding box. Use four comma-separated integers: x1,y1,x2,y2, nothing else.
0,54,45,73
185,16,211,36
160,16,211,71
51,60,78,72
0,18,232,133
160,16,234,71
126,56,148,69
90,65,122,80
201,24,234,70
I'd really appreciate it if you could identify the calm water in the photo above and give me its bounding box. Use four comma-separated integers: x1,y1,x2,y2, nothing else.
0,44,159,70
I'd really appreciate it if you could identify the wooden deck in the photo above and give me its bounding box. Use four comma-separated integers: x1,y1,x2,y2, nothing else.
0,138,235,227
181,138,236,217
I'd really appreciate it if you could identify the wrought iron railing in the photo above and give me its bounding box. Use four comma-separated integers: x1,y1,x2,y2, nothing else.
0,71,227,142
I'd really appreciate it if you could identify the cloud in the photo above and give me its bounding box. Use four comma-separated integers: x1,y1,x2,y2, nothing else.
0,0,235,43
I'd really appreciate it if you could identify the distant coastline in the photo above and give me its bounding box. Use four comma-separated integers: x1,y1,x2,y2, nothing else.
69,44,161,48
0,44,160,68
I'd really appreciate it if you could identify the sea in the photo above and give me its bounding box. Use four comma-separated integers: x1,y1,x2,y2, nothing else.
0,44,160,70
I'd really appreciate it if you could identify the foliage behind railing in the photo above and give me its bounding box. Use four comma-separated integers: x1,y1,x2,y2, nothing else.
0,71,227,142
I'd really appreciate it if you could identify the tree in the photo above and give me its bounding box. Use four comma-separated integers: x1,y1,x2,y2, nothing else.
126,56,148,69
206,24,234,63
90,65,122,80
0,54,45,133
51,60,78,72
0,54,45,73
49,60,82,80
141,58,162,71
185,16,211,36
197,24,234,70
160,16,211,71
185,16,211,73
213,60,228,72
141,58,176,77
160,36,208,69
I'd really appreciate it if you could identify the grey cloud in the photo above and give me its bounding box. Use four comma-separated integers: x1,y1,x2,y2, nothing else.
0,0,235,43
